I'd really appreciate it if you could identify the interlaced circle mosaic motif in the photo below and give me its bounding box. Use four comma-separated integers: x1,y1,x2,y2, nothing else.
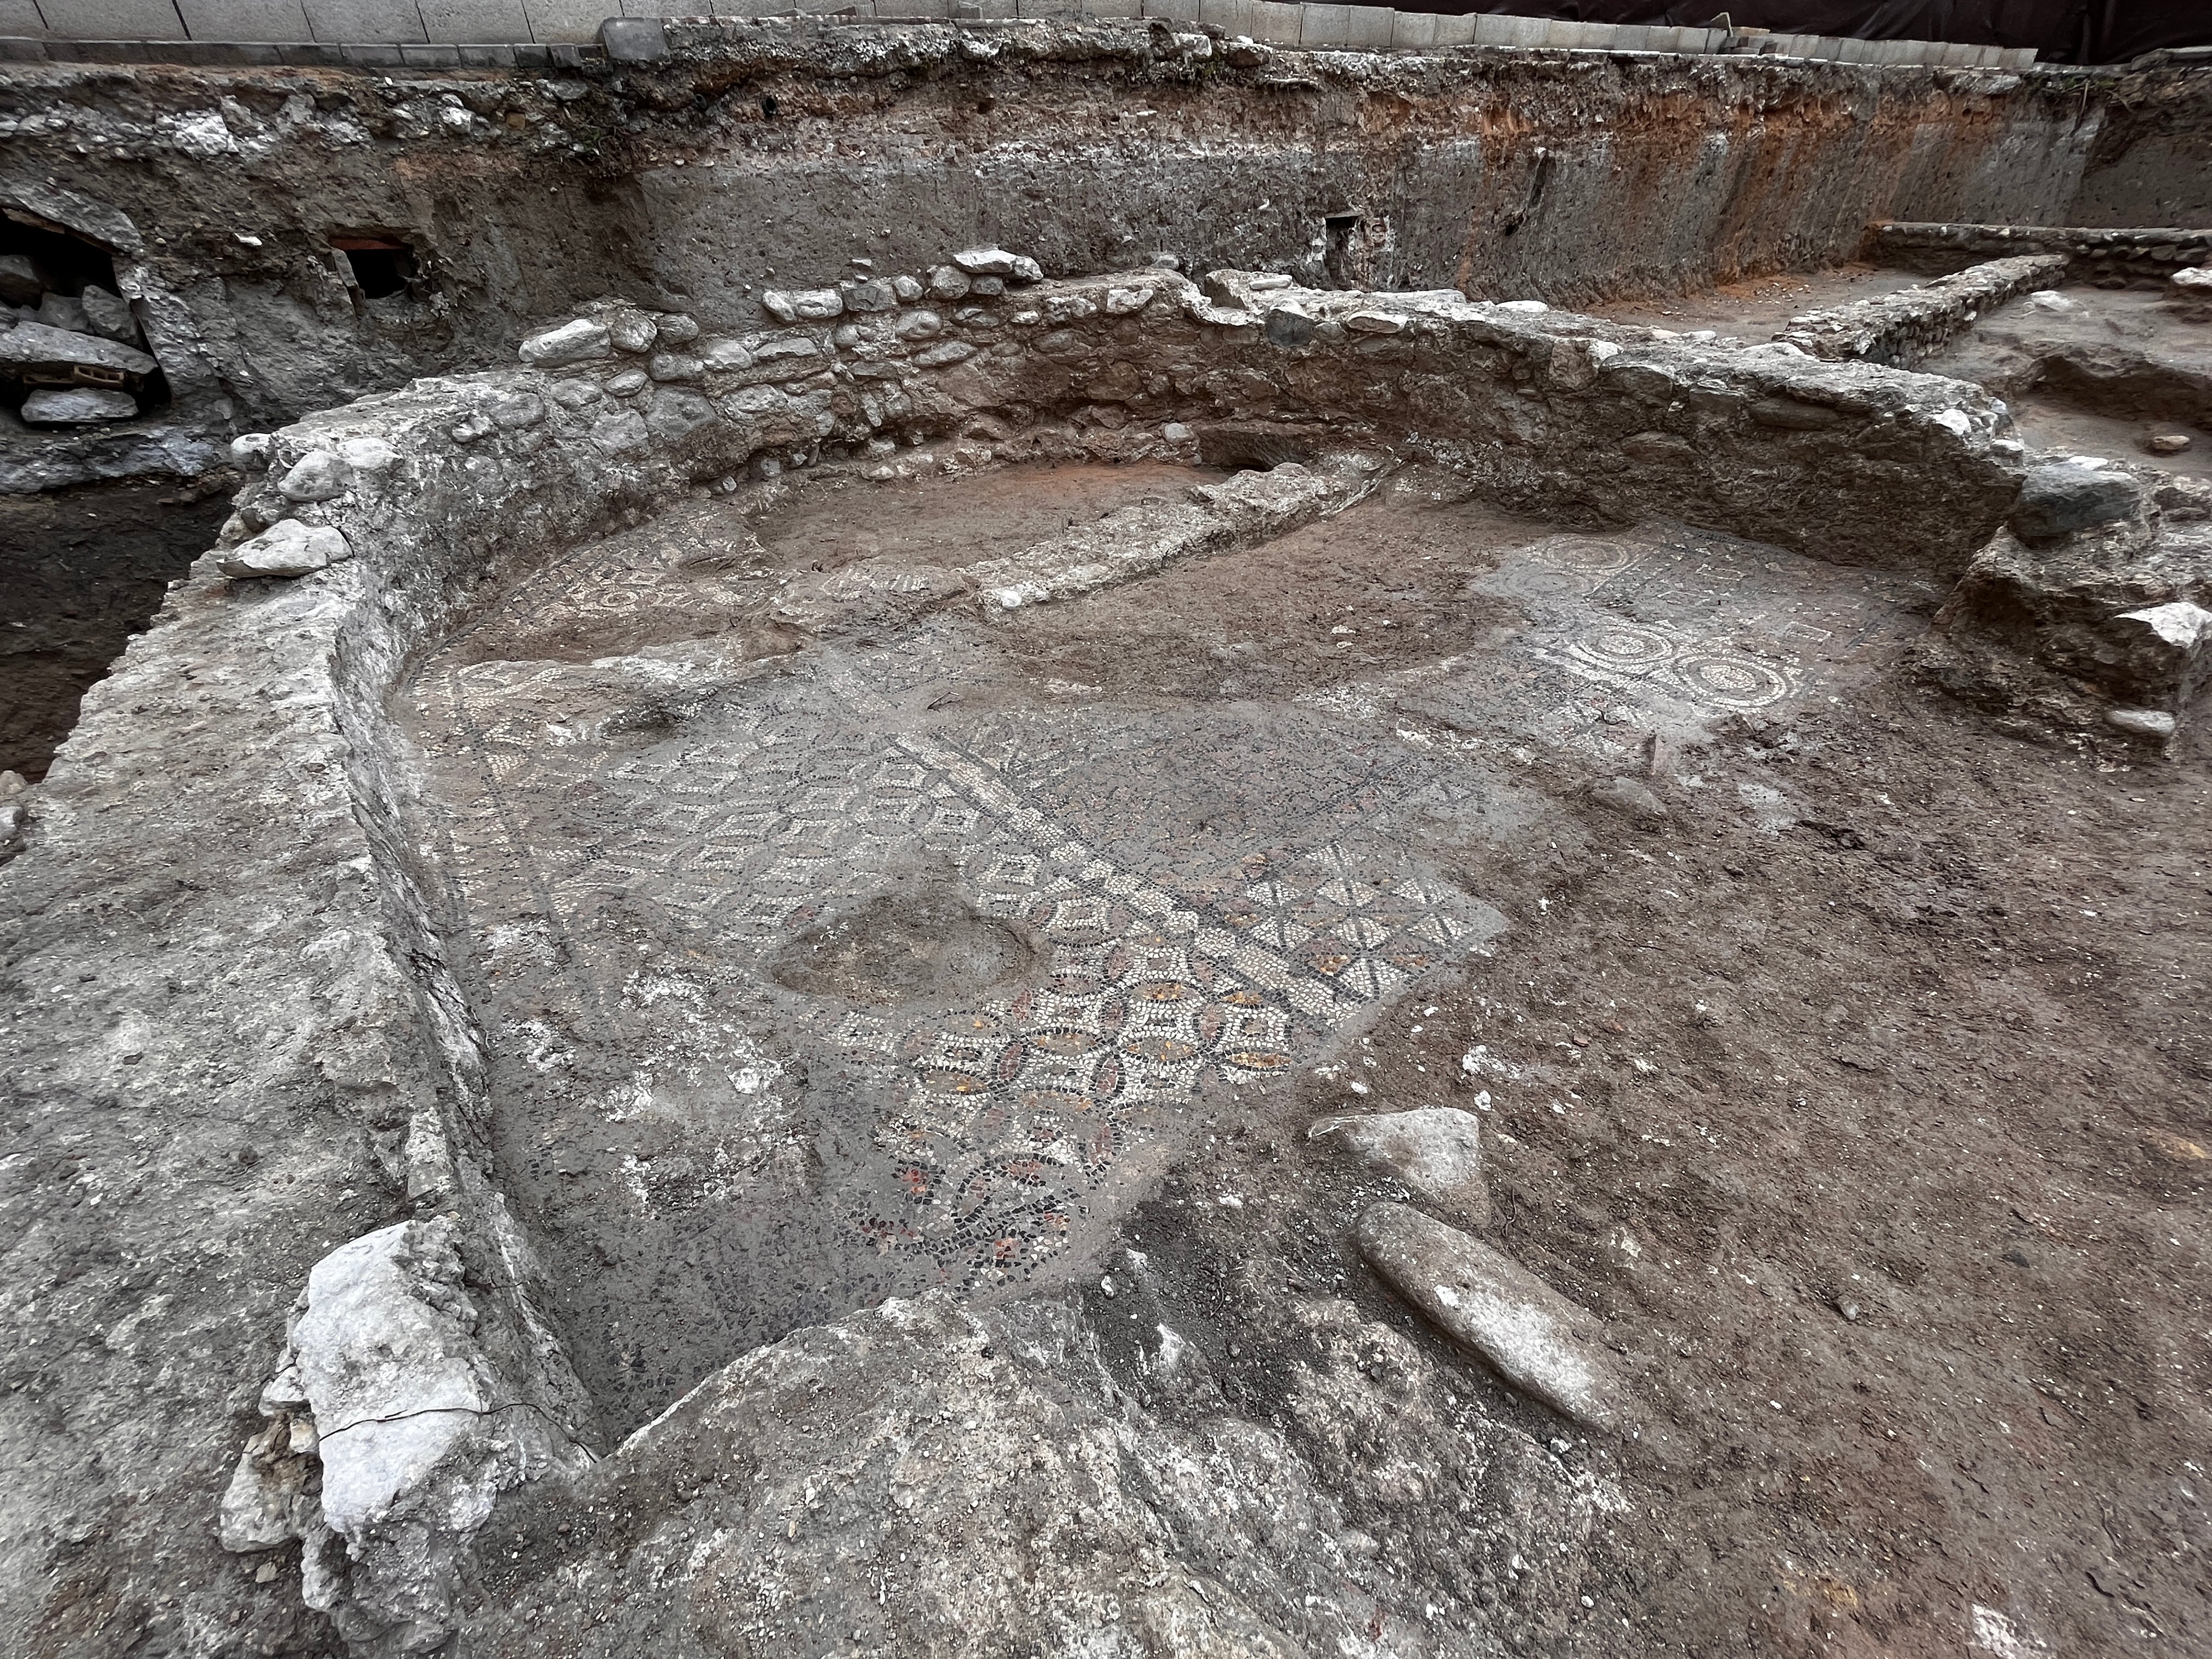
405,505,1905,1291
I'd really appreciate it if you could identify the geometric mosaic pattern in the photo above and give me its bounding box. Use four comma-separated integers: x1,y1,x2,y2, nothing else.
1508,524,1936,715
403,503,1926,1305
393,486,1956,1435
402,494,1933,1337
411,639,1496,1289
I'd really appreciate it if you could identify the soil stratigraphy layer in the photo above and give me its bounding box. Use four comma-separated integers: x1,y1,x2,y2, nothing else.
0,476,234,779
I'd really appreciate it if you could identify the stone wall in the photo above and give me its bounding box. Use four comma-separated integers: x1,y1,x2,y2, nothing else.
7,24,2200,494
0,258,2030,1655
1776,251,2070,369
1869,220,2212,281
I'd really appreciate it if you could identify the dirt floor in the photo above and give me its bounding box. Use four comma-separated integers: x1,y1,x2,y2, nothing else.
1595,265,1933,341
391,452,2209,1657
0,473,236,780
1140,686,2211,1659
1922,285,2212,477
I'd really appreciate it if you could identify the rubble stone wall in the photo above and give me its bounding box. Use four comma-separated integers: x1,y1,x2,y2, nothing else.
1776,251,2070,369
1869,220,2212,280
0,261,2027,1655
4,27,2204,492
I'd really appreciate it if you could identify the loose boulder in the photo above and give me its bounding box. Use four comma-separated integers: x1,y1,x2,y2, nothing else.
2106,706,2177,740
1354,1201,1634,1432
221,1218,592,1655
1308,1107,1489,1226
951,247,1042,283
2169,265,2212,304
0,251,46,305
216,519,353,579
78,284,139,343
2010,462,2142,540
278,450,350,503
37,293,91,335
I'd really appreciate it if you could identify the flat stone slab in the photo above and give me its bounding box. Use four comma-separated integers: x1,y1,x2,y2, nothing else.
1355,1201,1632,1432
1307,1105,1489,1225
0,318,157,377
21,387,137,424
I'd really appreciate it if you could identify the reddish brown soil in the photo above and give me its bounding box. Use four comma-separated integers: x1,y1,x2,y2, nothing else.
1596,264,1932,340
1144,683,2211,1657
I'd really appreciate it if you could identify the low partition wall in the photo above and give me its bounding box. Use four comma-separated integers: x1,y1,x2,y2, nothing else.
1776,252,2070,369
1870,221,2212,281
0,263,2023,1654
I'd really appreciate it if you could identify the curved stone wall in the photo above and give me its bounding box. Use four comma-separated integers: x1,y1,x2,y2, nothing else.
7,26,2205,493
0,255,2033,1652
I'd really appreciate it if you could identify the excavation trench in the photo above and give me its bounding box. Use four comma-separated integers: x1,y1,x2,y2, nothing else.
400,448,1950,1433
6,56,2210,1641
70,257,2044,1659
0,475,234,779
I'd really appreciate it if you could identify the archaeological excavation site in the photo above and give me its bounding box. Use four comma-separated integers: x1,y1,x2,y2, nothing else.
2,4,2209,1656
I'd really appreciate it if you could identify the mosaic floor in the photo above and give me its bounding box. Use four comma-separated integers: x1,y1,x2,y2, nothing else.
1455,520,1940,735
399,463,1936,1429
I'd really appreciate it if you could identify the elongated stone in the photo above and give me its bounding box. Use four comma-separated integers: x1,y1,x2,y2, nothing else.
0,318,156,376
1355,1202,1632,1432
21,386,137,423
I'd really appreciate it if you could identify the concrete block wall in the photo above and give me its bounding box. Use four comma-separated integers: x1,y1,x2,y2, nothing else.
690,0,2021,66
0,0,2042,66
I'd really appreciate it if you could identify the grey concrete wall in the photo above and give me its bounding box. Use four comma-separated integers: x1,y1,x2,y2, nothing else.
2,0,2041,60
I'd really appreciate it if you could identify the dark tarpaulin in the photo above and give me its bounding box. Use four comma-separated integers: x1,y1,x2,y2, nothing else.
1414,0,2212,61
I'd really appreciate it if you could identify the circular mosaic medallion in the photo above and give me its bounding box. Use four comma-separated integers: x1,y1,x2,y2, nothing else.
1575,624,1674,669
1672,653,1790,708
